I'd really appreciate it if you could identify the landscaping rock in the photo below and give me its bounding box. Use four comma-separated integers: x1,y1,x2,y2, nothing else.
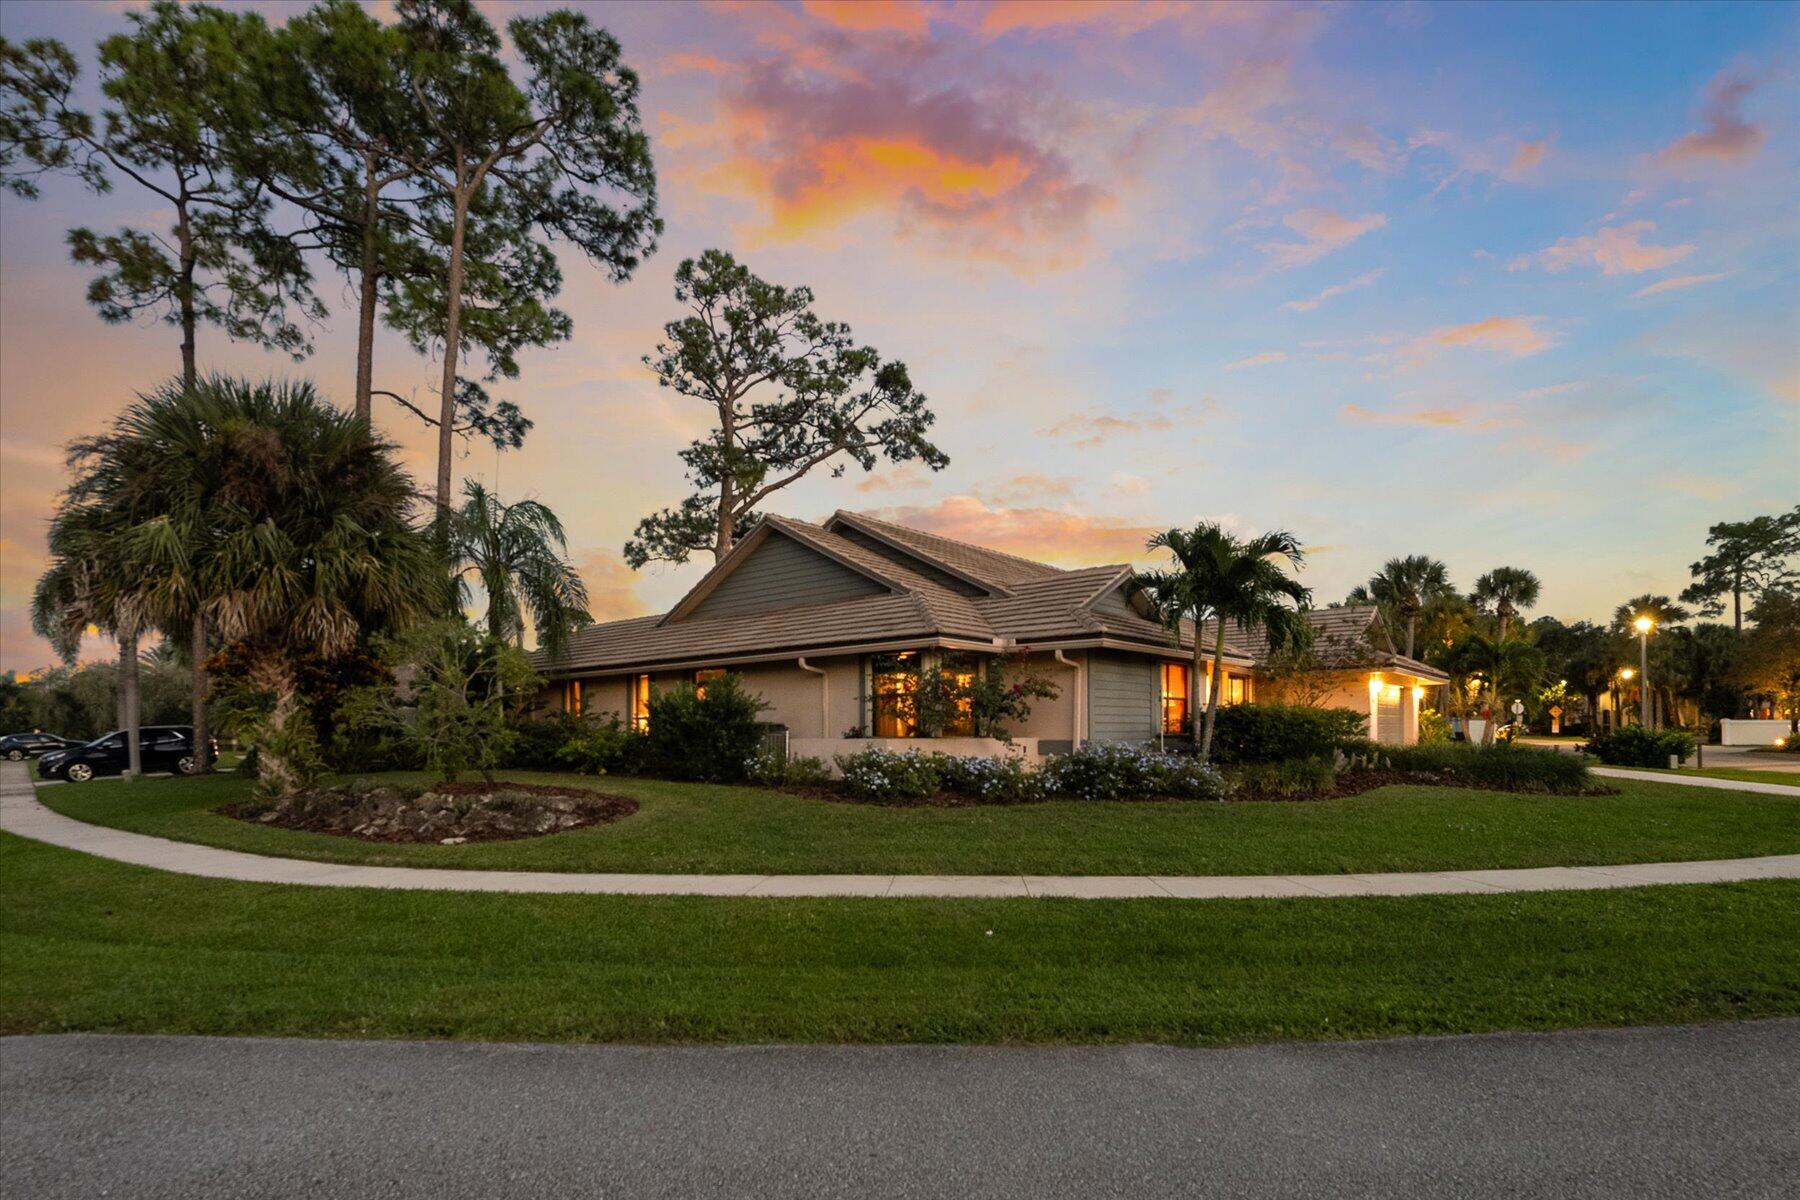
224,780,637,844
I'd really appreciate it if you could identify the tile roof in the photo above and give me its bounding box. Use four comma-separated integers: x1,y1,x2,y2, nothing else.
1198,605,1448,682
544,513,1257,673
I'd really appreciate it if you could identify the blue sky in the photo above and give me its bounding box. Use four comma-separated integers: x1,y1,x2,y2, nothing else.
1,0,1795,670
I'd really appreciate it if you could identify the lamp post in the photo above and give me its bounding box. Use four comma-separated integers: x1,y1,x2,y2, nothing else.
1633,614,1655,728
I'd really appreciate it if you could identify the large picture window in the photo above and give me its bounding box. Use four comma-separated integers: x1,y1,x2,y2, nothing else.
1161,663,1190,735
940,651,982,737
869,652,919,738
629,674,651,732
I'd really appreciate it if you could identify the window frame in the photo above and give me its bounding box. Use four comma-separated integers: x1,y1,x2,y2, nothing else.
629,674,651,732
1160,662,1190,736
867,651,921,738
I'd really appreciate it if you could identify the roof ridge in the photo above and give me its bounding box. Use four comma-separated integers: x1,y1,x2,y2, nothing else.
836,509,1064,576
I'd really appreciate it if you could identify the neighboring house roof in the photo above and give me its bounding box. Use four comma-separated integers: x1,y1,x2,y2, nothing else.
542,510,1260,675
1199,605,1449,683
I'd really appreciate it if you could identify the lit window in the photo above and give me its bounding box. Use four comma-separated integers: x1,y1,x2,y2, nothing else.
693,668,725,699
870,652,919,738
565,679,583,715
629,674,651,732
1224,675,1247,706
1161,663,1190,734
940,652,981,737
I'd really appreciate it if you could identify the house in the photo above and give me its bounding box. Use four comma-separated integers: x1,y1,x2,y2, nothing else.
535,511,1447,761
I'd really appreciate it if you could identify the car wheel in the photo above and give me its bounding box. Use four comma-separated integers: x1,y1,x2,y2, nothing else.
176,755,198,775
65,762,94,782
5,749,22,761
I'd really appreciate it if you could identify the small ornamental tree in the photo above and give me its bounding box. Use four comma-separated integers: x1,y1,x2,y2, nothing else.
626,250,948,567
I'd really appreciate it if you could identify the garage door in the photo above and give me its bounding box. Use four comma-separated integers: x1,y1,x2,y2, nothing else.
1377,696,1405,745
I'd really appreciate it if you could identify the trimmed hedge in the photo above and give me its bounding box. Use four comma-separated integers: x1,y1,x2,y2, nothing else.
1584,726,1698,769
1208,704,1368,764
1387,742,1593,793
644,676,768,783
832,745,1229,805
1227,758,1338,800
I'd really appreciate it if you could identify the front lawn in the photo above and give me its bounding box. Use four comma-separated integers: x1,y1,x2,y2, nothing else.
34,768,1800,877
2,833,1795,1045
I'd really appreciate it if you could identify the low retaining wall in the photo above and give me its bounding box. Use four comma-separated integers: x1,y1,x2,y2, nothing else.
1720,719,1792,747
790,736,1042,777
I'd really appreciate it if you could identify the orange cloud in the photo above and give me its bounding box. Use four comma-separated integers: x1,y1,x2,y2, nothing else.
1339,404,1514,431
800,1,930,34
1508,138,1551,176
1425,315,1552,357
1040,392,1214,447
978,1,1197,38
1659,66,1765,168
1226,351,1287,370
575,552,651,626
1509,221,1694,276
1283,268,1383,313
867,496,1153,566
1631,272,1731,299
972,473,1077,506
1262,208,1386,268
698,55,1112,267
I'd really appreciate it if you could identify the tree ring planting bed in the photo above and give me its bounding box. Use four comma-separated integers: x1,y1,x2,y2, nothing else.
224,780,637,844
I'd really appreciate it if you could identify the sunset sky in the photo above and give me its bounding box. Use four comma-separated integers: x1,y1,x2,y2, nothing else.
1,0,1796,672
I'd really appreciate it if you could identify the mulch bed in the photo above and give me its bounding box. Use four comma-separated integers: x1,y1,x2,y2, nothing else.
223,779,638,844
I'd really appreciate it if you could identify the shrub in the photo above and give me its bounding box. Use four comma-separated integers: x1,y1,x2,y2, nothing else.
747,749,831,787
1038,743,1229,802
1208,704,1368,764
1584,726,1698,769
1229,757,1338,800
932,754,1046,804
506,711,582,771
1388,742,1592,792
1417,709,1451,745
644,675,768,783
835,748,942,802
557,713,640,776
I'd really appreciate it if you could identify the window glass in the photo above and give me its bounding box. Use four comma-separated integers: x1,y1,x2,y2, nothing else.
629,674,651,732
869,652,919,738
97,733,124,749
1225,675,1247,706
1161,663,1190,735
939,651,981,737
694,668,725,699
564,679,584,715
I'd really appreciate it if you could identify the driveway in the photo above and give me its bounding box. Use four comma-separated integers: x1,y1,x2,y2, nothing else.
4,1022,1796,1199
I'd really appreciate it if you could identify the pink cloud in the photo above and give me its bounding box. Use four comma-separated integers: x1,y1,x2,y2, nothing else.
1283,268,1383,313
1658,66,1765,168
1226,351,1287,370
1425,315,1553,357
867,496,1153,566
1339,403,1514,431
1509,221,1694,276
1262,208,1386,268
1631,272,1731,299
800,1,930,35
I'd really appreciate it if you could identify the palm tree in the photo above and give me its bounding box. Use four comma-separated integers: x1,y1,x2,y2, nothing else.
1138,523,1311,762
1447,629,1545,739
108,378,440,796
1468,567,1542,742
448,480,591,657
1361,555,1454,660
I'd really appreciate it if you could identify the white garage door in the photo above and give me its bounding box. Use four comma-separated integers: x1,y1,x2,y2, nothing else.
1377,696,1405,745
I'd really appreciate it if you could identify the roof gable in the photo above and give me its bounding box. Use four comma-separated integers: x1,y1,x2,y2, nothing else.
662,521,898,624
825,510,1061,592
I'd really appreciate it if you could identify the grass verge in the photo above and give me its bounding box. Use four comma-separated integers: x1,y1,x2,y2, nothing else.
2,833,1795,1045
34,769,1800,876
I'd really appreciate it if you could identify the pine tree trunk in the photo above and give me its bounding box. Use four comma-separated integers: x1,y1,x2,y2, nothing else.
436,183,472,522
354,154,380,422
177,201,197,392
120,633,141,780
714,398,738,560
191,610,210,774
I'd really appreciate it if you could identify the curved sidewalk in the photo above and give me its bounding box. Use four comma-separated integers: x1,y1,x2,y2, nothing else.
3,762,1797,899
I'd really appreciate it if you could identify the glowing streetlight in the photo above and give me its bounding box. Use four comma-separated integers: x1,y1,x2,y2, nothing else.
1632,614,1655,727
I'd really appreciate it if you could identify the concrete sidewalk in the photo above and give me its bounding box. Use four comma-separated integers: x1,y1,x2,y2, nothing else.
4,760,1797,899
1593,765,1800,794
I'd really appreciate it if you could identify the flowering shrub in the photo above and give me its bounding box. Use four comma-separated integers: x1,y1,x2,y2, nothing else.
835,748,942,801
1038,743,1228,802
748,749,831,787
931,753,1045,803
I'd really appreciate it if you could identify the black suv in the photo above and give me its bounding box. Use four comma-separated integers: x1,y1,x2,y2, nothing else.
0,732,77,761
37,726,215,782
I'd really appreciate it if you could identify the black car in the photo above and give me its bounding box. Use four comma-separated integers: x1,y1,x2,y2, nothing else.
37,726,215,782
0,732,77,761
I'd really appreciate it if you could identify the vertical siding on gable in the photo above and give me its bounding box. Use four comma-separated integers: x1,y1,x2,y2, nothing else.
1086,650,1157,744
687,532,886,620
1089,582,1142,622
831,526,988,596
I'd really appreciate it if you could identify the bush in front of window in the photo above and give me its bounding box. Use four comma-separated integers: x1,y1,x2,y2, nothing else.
1038,743,1228,802
835,747,943,801
644,675,768,783
1207,704,1368,764
556,712,644,776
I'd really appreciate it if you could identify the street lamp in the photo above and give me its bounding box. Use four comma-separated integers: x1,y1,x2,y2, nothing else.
1633,614,1655,728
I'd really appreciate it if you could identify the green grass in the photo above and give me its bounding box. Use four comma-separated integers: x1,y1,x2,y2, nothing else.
2,833,1795,1045
35,768,1800,877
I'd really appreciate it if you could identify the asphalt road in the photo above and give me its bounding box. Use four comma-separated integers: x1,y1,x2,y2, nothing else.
4,1022,1796,1199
